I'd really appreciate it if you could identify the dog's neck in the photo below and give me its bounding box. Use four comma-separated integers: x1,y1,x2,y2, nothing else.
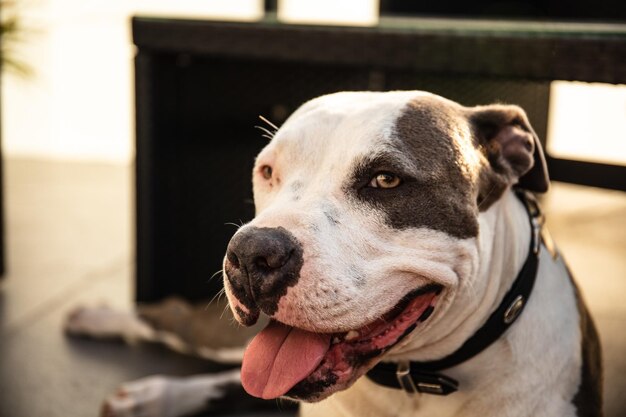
388,189,532,362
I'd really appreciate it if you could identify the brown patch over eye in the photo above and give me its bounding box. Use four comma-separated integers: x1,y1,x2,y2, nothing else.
351,97,479,239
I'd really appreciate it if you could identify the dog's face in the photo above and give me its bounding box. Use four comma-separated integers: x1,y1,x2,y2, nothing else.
223,91,547,401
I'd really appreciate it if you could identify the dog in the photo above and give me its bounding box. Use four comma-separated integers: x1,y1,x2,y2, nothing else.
66,90,602,417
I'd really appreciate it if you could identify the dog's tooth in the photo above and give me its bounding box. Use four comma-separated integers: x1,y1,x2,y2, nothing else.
332,336,342,344
345,330,360,341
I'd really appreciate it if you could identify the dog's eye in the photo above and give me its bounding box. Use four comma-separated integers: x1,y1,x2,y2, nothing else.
260,165,273,180
369,173,401,189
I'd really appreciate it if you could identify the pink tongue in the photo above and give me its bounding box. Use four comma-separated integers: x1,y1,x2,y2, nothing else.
241,321,331,399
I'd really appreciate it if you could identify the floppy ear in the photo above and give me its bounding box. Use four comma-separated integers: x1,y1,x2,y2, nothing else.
470,104,549,194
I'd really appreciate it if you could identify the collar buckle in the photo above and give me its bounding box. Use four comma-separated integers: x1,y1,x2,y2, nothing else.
396,361,459,396
368,190,541,397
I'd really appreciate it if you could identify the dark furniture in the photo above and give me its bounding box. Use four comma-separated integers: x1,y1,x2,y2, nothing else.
380,0,626,22
133,16,626,302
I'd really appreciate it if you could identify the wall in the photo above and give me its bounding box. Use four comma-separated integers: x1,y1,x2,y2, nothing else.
1,0,263,163
2,1,625,165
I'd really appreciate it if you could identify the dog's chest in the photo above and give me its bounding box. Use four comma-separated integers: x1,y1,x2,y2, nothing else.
300,377,467,417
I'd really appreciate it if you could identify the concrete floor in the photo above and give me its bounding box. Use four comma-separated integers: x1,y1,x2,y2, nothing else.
0,158,624,416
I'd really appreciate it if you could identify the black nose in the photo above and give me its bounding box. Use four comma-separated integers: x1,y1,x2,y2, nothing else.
225,226,303,316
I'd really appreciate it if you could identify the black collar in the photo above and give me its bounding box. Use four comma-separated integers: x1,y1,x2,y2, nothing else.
366,190,543,396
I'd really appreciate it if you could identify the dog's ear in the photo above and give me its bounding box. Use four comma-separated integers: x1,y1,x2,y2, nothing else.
470,104,549,195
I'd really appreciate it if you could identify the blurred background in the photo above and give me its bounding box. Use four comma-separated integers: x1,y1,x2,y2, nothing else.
1,1,625,416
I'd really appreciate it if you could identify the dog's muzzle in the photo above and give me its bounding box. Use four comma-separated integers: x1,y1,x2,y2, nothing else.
224,227,442,401
225,226,304,320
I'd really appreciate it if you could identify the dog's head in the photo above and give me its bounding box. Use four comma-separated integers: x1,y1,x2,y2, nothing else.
223,91,548,401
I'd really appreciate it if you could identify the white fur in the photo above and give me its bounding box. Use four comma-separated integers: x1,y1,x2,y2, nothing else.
101,370,240,417
223,91,586,416
227,91,479,334
70,91,587,417
65,306,245,364
65,305,155,343
301,193,582,417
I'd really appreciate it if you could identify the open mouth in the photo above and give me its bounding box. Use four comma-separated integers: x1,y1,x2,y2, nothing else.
240,284,442,401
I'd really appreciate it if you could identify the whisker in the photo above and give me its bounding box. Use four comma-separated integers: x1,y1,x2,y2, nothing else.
206,287,226,308
220,303,232,320
255,125,275,139
224,222,242,229
208,269,224,283
259,115,279,131
276,397,297,411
